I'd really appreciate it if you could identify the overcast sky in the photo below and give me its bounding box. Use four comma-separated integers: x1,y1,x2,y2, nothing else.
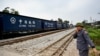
0,0,100,24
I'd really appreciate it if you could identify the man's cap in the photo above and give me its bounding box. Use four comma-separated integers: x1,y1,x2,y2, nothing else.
75,23,84,27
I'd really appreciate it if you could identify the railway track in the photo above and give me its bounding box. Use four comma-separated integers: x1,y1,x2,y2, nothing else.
0,29,75,56
0,29,65,46
34,31,75,56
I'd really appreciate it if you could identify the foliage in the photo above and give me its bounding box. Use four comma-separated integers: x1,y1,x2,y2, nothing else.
82,20,88,25
64,20,69,23
57,18,69,24
2,7,19,15
87,28,100,39
85,26,100,50
11,8,15,14
2,7,9,13
15,11,19,15
58,18,63,23
96,46,100,50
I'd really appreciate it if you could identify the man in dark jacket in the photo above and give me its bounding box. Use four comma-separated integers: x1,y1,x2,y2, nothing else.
74,23,97,56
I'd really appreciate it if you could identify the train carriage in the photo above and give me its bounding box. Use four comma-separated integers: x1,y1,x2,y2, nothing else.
0,12,70,39
42,20,57,30
56,22,63,29
62,23,69,29
0,12,42,38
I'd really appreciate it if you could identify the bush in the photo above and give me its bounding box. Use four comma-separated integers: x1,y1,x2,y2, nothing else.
85,27,100,45
89,33,98,39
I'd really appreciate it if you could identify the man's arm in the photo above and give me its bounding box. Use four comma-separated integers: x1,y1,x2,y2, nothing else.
83,31,98,54
73,32,77,38
73,30,78,39
83,31,95,48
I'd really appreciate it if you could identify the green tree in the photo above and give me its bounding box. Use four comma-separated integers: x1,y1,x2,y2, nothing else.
15,11,19,15
82,20,86,24
11,8,19,15
2,7,9,13
58,18,63,23
11,8,15,14
64,20,69,24
2,7,19,15
82,20,88,26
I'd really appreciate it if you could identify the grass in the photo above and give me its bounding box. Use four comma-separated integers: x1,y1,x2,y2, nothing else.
85,26,100,50
96,46,100,50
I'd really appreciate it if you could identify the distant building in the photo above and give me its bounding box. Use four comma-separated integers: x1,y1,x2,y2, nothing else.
85,21,100,28
95,21,100,28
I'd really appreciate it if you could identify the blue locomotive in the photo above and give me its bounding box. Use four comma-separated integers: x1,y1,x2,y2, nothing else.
0,12,69,39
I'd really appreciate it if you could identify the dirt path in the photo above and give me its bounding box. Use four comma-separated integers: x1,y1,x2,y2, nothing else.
61,39,79,56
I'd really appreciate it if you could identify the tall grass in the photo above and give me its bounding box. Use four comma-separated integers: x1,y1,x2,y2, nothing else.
85,26,100,50
87,28,100,39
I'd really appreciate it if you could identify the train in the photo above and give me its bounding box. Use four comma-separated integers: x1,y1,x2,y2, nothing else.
0,12,69,39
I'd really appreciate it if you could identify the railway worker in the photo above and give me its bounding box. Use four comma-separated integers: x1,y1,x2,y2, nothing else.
73,23,98,56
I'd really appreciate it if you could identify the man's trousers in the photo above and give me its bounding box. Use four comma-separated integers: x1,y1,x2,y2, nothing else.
79,50,89,56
